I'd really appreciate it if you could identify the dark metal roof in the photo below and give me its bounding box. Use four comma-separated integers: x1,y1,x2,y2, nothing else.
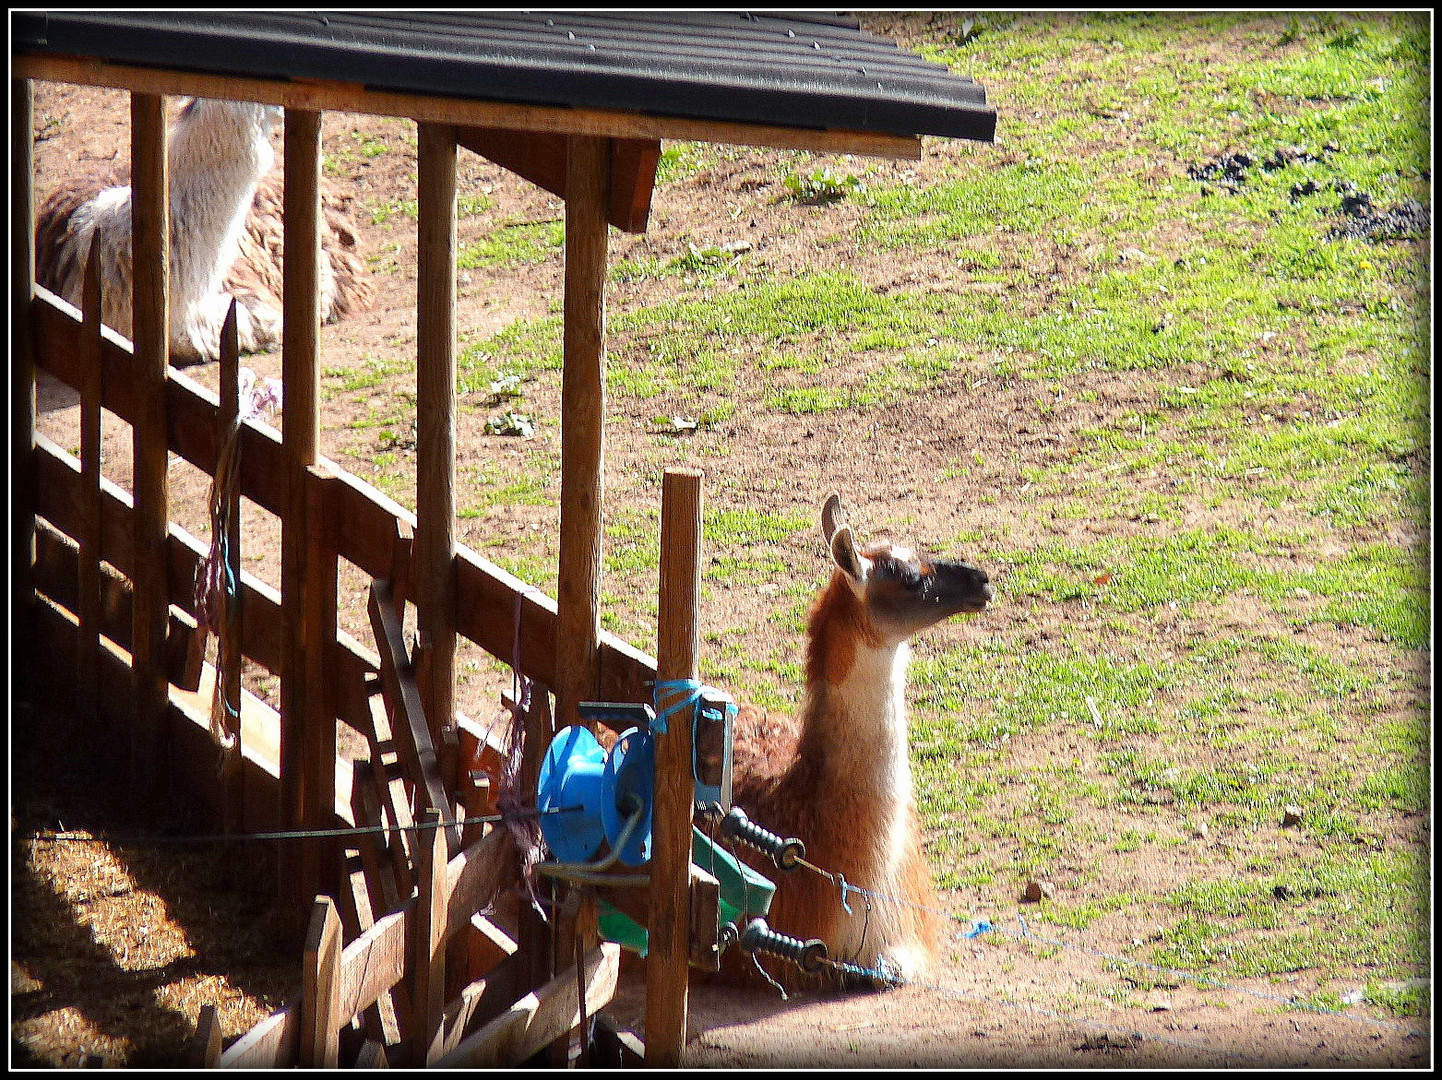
11,10,995,143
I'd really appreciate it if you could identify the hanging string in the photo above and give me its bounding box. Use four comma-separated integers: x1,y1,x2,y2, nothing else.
196,367,281,755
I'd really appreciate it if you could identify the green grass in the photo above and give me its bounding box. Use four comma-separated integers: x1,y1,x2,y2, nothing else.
348,11,1432,1026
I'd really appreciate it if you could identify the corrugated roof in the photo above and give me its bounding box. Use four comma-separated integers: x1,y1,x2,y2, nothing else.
11,10,995,143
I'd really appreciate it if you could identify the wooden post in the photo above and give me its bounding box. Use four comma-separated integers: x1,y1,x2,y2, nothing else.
645,467,703,1067
13,78,36,719
300,895,342,1068
415,120,459,788
218,304,244,833
129,92,170,797
13,78,39,712
279,107,328,917
76,251,104,729
412,807,448,1064
555,134,611,729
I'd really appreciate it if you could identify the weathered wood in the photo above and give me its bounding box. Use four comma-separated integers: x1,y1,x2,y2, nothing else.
412,808,449,1064
454,128,660,233
300,895,343,1068
555,133,611,729
415,121,459,770
76,249,104,730
646,467,703,1066
129,91,170,797
12,77,37,716
302,463,341,880
190,1003,223,1066
368,579,461,854
354,1040,389,1068
218,1001,300,1068
217,303,244,832
14,54,926,160
33,294,661,703
434,942,621,1067
279,106,325,917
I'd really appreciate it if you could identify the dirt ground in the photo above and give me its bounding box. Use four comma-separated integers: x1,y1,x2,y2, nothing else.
13,14,1431,1069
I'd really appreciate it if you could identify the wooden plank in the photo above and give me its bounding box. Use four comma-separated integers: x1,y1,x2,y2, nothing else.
412,808,448,1064
354,1041,389,1068
645,467,703,1066
14,55,926,160
190,1004,223,1067
368,579,460,853
217,303,244,831
300,896,343,1068
13,77,37,713
76,249,104,730
279,106,324,916
434,942,621,1067
453,128,660,233
415,120,459,775
32,297,660,703
129,91,170,798
218,1002,300,1068
555,133,611,729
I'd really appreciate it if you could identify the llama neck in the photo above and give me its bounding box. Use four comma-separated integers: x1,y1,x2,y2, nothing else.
797,577,914,802
166,103,273,301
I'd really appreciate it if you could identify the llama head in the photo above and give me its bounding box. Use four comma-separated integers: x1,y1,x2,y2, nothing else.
176,97,283,134
820,493,992,642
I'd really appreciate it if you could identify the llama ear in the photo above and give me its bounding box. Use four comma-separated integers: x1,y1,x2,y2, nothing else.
821,492,847,545
830,523,866,583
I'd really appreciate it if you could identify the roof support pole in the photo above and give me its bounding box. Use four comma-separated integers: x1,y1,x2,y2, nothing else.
279,107,331,919
555,134,611,730
11,78,36,720
415,120,460,814
129,92,170,799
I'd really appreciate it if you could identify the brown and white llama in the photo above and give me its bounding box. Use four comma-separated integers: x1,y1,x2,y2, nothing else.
722,493,992,990
34,96,374,366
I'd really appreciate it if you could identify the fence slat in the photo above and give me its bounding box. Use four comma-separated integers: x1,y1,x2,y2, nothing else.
190,1004,223,1067
412,807,449,1063
434,942,621,1067
300,895,342,1067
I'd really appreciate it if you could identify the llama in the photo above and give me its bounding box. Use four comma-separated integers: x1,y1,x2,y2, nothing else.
720,494,992,990
34,97,374,366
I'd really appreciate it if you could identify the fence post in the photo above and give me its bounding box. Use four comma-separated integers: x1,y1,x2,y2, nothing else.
11,77,37,719
279,105,326,921
645,467,703,1066
415,120,459,792
300,895,342,1067
129,91,170,799
76,250,104,731
412,807,448,1064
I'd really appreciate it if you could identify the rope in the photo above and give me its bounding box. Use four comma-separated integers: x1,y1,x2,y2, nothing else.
196,368,282,755
651,677,701,734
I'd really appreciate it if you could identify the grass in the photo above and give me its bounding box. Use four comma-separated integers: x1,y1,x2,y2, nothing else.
325,10,1438,1028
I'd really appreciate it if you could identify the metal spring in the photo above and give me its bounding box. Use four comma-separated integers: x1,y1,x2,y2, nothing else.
738,916,828,973
717,806,806,871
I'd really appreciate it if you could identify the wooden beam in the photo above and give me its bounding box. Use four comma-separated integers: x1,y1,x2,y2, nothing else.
279,106,327,916
454,127,661,233
129,91,170,798
646,468,703,1066
555,133,611,730
415,120,459,773
14,54,925,160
